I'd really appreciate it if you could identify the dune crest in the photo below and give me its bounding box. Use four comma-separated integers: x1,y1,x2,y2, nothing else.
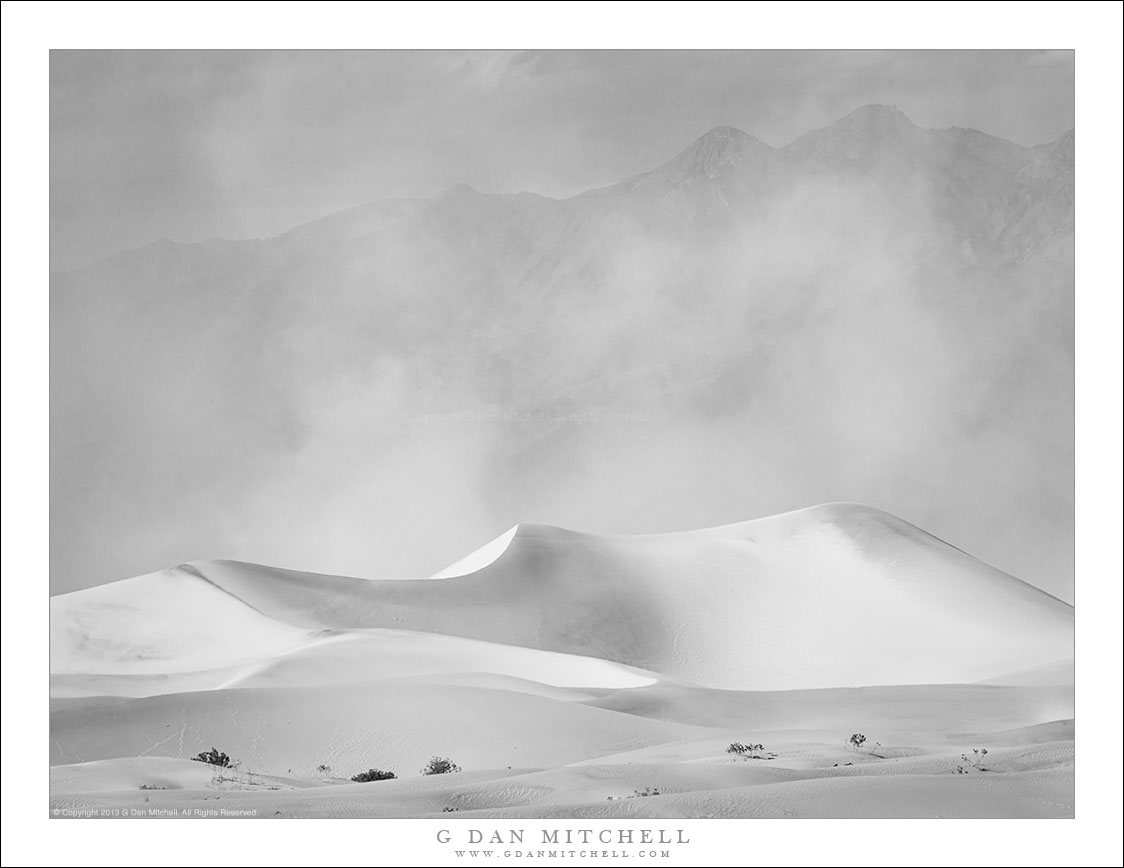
51,503,1072,691
430,525,519,578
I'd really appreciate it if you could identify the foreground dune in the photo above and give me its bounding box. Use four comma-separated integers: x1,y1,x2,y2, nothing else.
49,733,1074,819
51,682,710,774
49,504,1074,818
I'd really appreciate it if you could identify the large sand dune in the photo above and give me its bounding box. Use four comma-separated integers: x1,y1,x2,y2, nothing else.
49,504,1074,818
52,504,1072,690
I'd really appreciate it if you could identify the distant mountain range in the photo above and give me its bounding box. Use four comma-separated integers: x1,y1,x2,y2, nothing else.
50,105,1075,595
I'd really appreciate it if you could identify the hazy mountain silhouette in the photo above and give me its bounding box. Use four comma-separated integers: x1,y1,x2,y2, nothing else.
50,106,1074,595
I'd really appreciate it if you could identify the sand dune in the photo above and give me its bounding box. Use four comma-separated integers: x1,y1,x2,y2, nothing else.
455,767,1074,820
52,628,662,699
52,504,1073,691
50,563,315,675
49,504,1075,817
975,657,1075,686
587,682,1073,731
50,756,223,795
49,738,1074,819
50,682,711,775
431,526,519,578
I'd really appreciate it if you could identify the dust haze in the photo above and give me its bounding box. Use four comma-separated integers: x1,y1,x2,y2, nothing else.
49,52,1074,601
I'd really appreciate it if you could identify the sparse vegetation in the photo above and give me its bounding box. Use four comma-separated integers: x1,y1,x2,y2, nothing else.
315,764,331,776
442,806,461,812
191,747,233,768
421,756,462,776
955,748,990,774
846,733,884,757
138,784,169,790
608,786,662,801
726,741,771,759
209,767,245,786
351,768,397,783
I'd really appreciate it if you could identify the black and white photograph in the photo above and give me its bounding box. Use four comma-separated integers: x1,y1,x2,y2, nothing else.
3,3,1122,866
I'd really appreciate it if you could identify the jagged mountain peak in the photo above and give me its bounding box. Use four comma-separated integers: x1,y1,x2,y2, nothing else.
837,103,915,126
668,125,769,178
439,182,481,198
787,103,920,158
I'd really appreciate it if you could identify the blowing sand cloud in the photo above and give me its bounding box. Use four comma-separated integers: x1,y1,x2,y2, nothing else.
50,64,1073,602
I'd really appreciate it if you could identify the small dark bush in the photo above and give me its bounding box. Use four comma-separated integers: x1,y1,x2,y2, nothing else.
421,756,462,776
726,741,765,758
955,748,989,774
848,733,884,756
351,768,397,783
608,786,662,801
191,747,232,768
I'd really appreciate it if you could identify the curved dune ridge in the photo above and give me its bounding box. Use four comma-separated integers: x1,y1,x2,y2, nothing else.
430,525,519,578
51,503,1072,692
49,504,1074,817
50,629,663,699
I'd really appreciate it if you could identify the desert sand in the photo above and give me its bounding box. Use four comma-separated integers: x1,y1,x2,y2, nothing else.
49,503,1074,818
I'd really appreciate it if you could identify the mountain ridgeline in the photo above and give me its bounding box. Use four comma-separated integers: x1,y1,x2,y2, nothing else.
50,105,1075,594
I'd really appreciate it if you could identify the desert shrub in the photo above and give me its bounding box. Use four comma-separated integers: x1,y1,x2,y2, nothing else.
608,786,662,801
442,806,460,812
847,733,885,756
726,741,766,758
315,764,331,775
421,756,462,776
191,747,232,767
955,748,989,774
351,768,397,783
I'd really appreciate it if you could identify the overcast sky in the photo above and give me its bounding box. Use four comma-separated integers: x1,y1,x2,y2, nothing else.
50,50,1074,271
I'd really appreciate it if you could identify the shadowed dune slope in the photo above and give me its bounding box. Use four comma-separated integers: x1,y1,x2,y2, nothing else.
51,504,1072,690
